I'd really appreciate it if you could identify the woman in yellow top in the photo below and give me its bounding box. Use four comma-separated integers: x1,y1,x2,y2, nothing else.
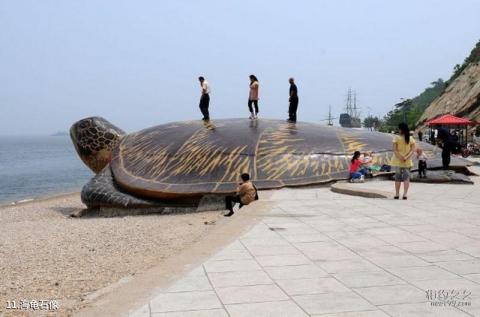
391,123,416,200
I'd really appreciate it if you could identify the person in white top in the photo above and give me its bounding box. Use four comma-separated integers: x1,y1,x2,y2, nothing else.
248,75,259,119
198,76,210,121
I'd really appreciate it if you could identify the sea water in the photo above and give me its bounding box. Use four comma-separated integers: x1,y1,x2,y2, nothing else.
0,135,92,204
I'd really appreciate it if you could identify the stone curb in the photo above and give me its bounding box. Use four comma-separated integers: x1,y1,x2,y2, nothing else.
330,181,390,198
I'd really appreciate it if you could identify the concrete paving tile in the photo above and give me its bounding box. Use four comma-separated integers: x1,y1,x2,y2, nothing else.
315,258,382,274
357,245,408,257
310,311,390,317
295,242,361,261
225,300,308,317
208,270,273,288
365,254,430,268
456,244,480,257
333,271,406,288
151,309,228,317
279,233,331,243
276,277,350,295
265,264,329,280
240,237,290,247
165,275,212,292
322,231,373,240
244,244,301,256
365,227,411,236
409,278,480,294
399,224,450,233
435,259,480,275
463,273,480,284
378,302,470,316
335,237,389,252
353,284,426,305
396,241,449,253
375,232,428,244
416,250,475,262
203,259,261,273
386,265,460,282
309,222,351,232
255,254,311,267
273,226,322,235
292,292,375,315
150,291,222,313
418,232,477,248
216,284,288,304
210,249,252,261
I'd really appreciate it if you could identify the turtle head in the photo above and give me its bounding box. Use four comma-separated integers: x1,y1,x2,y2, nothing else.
70,117,126,173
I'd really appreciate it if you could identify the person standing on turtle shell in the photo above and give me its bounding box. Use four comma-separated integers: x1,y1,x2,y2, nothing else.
288,78,299,122
198,76,210,121
248,75,260,119
224,173,257,217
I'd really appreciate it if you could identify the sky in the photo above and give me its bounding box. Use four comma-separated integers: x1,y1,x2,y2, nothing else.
1,0,479,135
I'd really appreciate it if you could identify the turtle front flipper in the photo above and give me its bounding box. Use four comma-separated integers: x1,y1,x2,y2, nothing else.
82,166,167,209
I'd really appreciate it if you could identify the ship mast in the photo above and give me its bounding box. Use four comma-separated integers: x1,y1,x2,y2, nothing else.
328,105,333,126
353,91,358,118
345,88,353,117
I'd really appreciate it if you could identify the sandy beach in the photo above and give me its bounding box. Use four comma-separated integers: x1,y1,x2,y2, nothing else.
0,193,227,316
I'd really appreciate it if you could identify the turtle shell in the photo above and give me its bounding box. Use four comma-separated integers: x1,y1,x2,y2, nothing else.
110,119,429,199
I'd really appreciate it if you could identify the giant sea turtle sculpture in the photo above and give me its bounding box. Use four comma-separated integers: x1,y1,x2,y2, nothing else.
71,117,471,210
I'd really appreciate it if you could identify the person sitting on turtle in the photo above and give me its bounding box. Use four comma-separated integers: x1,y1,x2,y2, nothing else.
224,173,258,217
361,151,374,176
349,151,365,182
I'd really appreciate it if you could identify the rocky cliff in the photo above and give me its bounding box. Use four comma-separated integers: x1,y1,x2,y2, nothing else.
417,43,480,129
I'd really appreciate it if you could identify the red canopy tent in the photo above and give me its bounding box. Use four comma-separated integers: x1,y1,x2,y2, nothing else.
426,114,477,145
426,114,475,126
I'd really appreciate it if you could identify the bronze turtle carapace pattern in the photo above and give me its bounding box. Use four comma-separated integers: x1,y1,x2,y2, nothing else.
71,117,470,209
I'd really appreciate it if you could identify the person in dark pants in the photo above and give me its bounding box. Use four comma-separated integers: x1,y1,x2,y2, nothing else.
417,131,423,142
288,78,299,122
437,128,452,170
198,76,210,121
224,173,257,217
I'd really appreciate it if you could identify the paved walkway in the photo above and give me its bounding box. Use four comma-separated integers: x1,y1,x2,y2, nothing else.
129,170,480,317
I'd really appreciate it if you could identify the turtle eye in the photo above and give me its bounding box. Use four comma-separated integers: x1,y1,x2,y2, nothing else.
79,122,88,129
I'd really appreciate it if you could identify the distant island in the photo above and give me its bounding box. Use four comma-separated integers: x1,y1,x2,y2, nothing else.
51,131,69,136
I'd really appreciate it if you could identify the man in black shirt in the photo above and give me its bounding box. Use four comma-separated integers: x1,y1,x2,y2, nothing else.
288,78,299,122
198,76,210,121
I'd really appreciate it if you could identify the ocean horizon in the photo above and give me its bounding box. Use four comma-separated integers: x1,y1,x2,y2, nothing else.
0,135,92,204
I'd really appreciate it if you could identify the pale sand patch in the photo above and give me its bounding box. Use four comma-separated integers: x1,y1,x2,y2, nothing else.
0,193,270,316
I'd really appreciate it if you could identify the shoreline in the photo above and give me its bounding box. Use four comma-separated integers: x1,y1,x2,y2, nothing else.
0,190,82,209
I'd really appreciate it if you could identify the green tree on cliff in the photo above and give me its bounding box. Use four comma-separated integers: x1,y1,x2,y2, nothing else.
380,79,445,131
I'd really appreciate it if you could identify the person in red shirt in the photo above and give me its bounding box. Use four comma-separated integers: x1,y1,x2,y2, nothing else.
349,151,365,182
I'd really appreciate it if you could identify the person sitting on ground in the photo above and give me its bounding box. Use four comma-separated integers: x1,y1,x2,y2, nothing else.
224,173,257,217
416,148,427,178
349,151,365,182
